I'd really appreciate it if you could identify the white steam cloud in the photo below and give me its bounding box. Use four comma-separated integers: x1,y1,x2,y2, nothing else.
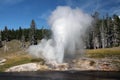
28,6,93,64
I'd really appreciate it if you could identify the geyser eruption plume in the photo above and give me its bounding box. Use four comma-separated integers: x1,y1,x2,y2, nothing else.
28,6,93,65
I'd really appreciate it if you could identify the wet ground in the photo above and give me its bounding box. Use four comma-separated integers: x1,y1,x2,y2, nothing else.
0,71,120,80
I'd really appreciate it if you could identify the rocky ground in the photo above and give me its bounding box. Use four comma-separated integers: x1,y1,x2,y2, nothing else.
0,40,120,72
5,58,120,72
71,58,119,71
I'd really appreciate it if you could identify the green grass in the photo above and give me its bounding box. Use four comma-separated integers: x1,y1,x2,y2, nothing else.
0,53,44,72
0,40,120,71
86,47,120,58
0,55,31,72
0,40,43,72
86,48,120,70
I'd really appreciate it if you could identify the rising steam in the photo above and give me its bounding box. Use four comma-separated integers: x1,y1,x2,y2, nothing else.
28,6,93,65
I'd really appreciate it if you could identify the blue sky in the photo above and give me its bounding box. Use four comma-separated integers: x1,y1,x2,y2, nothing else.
0,0,120,30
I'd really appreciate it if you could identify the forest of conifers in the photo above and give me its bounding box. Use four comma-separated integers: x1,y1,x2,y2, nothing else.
85,12,120,49
0,12,120,49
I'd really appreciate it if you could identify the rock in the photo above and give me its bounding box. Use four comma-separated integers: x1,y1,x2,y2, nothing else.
0,58,6,65
71,58,119,71
98,61,118,71
5,58,119,72
5,62,69,72
73,58,96,70
45,61,58,69
5,63,40,72
54,63,69,71
38,64,49,70
45,61,69,71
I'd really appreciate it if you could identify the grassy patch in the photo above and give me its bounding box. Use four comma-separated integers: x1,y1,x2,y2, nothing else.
0,53,31,72
0,40,120,71
0,40,44,72
0,40,21,55
86,47,120,58
0,53,44,72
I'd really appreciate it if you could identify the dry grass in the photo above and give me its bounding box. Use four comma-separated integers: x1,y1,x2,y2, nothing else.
0,53,31,71
0,40,120,71
86,47,120,70
86,47,120,58
0,40,43,72
0,51,43,72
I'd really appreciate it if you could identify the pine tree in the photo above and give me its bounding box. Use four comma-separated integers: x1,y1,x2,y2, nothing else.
113,15,120,46
92,12,101,49
106,16,114,47
29,19,37,45
104,14,113,48
4,26,9,41
18,26,22,40
11,29,16,40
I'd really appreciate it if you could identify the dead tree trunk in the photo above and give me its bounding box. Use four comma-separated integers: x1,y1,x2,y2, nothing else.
4,40,8,53
113,24,118,46
100,17,105,48
21,35,25,48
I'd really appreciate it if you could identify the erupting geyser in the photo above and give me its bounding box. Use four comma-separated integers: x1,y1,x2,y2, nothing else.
28,6,93,66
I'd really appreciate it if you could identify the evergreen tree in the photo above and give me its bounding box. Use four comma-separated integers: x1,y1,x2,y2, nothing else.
92,12,101,49
18,26,22,40
23,29,29,41
106,16,114,47
11,29,16,40
113,14,120,46
4,26,9,41
29,19,37,45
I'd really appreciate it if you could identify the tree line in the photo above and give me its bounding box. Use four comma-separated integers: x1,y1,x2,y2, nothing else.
0,13,120,49
85,12,120,49
0,20,51,48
